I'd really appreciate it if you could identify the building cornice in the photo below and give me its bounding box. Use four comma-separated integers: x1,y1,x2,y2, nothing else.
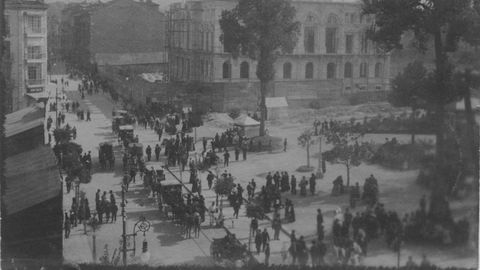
6,0,48,11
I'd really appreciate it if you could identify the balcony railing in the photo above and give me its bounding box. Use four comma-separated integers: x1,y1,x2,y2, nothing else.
27,79,44,86
26,53,45,60
25,27,46,35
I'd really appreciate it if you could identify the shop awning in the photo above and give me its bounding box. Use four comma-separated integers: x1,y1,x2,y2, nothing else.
4,146,62,215
25,92,50,101
5,105,44,138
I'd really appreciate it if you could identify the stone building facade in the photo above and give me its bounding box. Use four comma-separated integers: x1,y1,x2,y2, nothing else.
60,0,167,72
5,0,48,112
167,0,391,110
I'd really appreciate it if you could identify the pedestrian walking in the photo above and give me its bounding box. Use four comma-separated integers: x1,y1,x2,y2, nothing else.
250,217,258,238
272,216,281,240
317,209,324,240
291,175,297,195
262,228,270,251
203,137,207,152
130,167,137,183
242,146,247,160
146,145,152,161
255,229,263,254
64,212,71,239
234,147,240,161
223,149,230,167
284,138,287,152
309,173,316,195
154,144,161,161
86,110,91,121
264,243,270,266
111,202,118,222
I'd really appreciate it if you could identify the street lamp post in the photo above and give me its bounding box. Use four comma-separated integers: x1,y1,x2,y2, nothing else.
317,135,323,179
121,184,127,266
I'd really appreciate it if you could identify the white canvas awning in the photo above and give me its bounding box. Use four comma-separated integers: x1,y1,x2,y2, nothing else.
234,115,260,127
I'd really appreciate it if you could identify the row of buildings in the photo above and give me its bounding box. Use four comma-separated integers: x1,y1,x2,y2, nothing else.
4,0,48,113
2,1,63,266
6,0,448,114
52,0,392,112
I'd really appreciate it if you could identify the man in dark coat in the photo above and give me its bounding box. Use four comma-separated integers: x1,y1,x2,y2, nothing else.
207,171,215,190
255,229,263,254
291,175,297,195
155,144,161,161
262,228,270,251
146,145,152,161
317,209,324,240
223,150,230,167
309,173,316,195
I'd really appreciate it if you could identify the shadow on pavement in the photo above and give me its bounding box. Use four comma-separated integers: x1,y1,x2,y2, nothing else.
153,220,186,247
181,256,215,266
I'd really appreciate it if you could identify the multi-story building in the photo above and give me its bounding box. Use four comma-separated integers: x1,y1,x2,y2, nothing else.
5,0,48,112
167,0,391,110
60,0,167,72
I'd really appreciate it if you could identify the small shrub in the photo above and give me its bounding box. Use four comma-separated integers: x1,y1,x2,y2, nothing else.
228,108,241,119
296,165,314,172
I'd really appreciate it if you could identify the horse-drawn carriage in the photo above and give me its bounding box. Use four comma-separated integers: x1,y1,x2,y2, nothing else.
165,114,178,135
119,125,134,147
98,142,115,169
112,116,125,133
128,143,143,158
144,163,165,193
210,233,249,264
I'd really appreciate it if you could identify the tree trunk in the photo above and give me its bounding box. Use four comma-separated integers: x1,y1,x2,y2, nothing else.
346,163,350,187
463,72,478,180
306,141,310,167
410,108,416,145
259,80,268,136
433,28,448,194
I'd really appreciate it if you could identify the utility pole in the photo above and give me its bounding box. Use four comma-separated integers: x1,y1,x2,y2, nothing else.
121,184,127,266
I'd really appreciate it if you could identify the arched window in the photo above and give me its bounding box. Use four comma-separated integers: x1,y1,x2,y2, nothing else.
305,62,313,79
344,62,353,78
222,61,231,79
327,14,339,24
283,62,292,79
327,63,336,79
360,62,368,78
375,62,383,78
240,61,249,79
304,13,318,53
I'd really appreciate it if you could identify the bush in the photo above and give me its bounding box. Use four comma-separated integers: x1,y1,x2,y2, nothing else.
246,203,264,219
296,165,314,172
228,108,241,119
309,100,321,109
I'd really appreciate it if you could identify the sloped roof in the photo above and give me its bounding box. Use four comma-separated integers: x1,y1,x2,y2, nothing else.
455,97,480,111
94,52,167,66
266,97,288,108
234,115,260,127
5,146,61,215
5,106,44,138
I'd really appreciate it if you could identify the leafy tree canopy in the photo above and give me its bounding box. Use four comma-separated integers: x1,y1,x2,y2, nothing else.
362,0,474,53
219,0,300,81
389,60,429,109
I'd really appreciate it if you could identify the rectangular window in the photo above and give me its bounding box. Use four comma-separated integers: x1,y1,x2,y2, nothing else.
361,33,368,54
27,63,42,84
326,28,337,53
304,26,315,53
27,46,42,59
345,34,353,54
27,15,42,33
